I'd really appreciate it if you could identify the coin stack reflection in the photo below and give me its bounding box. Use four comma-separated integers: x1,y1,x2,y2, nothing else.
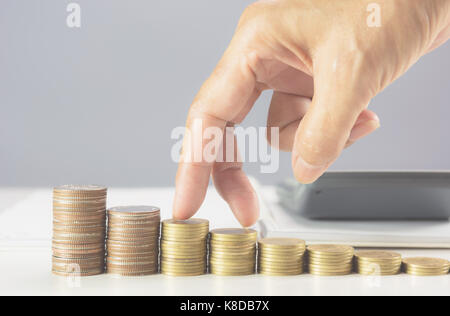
403,257,450,276
160,219,209,276
106,206,160,276
209,228,257,276
355,250,402,276
52,185,107,276
307,244,354,276
258,238,306,276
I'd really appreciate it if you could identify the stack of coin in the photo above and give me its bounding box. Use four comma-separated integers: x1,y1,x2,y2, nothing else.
258,238,306,276
52,185,107,276
160,219,209,276
403,257,450,276
106,206,160,276
355,250,402,276
307,244,354,276
209,228,258,276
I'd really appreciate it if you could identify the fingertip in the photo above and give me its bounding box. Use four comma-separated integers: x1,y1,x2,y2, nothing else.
231,190,260,227
292,153,327,184
172,191,194,220
348,119,380,143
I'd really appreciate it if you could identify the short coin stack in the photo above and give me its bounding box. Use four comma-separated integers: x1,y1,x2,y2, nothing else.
160,219,209,276
52,185,107,276
307,244,354,276
355,251,402,275
403,257,450,276
106,206,160,276
258,238,306,276
209,228,257,276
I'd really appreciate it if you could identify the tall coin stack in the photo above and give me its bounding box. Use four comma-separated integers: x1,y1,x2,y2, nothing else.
403,257,450,276
258,238,306,276
160,219,209,276
355,251,402,276
106,206,160,276
52,185,107,276
209,228,257,276
307,244,354,276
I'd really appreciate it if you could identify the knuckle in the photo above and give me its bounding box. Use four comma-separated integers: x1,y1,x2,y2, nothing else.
240,2,263,22
238,1,272,31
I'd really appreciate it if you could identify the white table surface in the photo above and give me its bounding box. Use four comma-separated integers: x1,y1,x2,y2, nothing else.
0,188,449,296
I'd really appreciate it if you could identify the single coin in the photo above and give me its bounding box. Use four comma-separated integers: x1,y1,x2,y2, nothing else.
161,269,205,276
54,184,107,192
162,218,209,228
356,250,401,261
209,269,255,276
106,269,157,276
258,238,305,249
259,270,303,276
108,205,160,216
210,228,257,241
308,244,354,255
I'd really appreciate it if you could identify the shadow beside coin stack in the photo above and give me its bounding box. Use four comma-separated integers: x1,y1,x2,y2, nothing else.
52,185,107,276
160,219,209,276
209,228,258,276
106,206,160,276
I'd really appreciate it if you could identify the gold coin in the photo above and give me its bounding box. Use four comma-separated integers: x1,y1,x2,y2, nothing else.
259,265,304,270
308,264,353,272
259,270,303,276
160,266,206,273
308,244,354,254
161,269,205,276
162,224,209,232
108,205,160,216
209,242,256,250
106,269,157,276
259,252,304,259
308,258,353,265
259,249,305,257
210,228,257,241
403,257,450,269
54,184,107,193
161,239,206,246
162,218,209,228
53,250,105,259
209,269,255,276
309,270,352,276
209,263,255,270
356,250,401,261
258,238,305,249
106,265,158,273
161,248,206,255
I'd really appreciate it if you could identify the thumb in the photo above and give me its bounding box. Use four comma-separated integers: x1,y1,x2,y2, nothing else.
292,56,374,184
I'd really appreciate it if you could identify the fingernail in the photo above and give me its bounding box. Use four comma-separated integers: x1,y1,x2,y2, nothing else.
349,119,380,142
293,154,327,184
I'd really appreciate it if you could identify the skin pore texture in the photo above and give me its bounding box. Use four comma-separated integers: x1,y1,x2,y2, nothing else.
173,0,450,227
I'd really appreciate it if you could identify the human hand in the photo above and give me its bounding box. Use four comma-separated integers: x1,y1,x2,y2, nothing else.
173,0,450,226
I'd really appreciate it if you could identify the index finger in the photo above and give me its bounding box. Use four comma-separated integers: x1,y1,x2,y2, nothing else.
172,39,259,220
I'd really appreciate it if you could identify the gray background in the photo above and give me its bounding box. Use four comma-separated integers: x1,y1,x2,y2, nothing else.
1,0,449,187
